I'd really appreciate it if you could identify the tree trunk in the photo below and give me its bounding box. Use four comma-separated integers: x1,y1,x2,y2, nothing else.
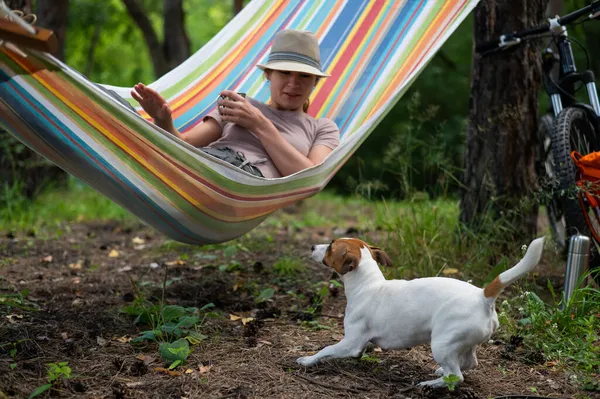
122,0,190,78
233,0,244,15
35,0,69,61
0,0,68,200
460,0,549,239
163,0,190,71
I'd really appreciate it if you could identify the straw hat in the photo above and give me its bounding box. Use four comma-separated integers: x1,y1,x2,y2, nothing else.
257,29,329,78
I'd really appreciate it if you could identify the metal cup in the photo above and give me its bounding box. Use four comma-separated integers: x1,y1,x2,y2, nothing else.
562,234,590,307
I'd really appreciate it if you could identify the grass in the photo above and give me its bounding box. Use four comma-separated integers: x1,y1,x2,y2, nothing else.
498,280,599,385
2,182,598,387
0,179,135,234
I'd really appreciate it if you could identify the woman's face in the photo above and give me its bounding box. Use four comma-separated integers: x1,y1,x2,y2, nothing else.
266,69,318,112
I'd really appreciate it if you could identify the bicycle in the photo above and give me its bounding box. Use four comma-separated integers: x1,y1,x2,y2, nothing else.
476,1,600,283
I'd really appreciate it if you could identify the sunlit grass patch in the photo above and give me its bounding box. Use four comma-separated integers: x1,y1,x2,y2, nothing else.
0,179,134,234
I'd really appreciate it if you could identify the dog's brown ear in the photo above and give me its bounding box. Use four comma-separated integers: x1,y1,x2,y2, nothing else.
370,247,393,267
340,254,359,274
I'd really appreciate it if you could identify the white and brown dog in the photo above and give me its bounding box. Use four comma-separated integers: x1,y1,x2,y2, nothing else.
297,237,545,388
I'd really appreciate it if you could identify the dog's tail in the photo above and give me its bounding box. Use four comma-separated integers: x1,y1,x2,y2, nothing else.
483,237,545,300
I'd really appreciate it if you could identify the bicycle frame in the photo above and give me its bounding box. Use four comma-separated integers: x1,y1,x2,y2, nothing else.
542,16,600,119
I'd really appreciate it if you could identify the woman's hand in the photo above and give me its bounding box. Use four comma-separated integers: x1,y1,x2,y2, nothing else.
131,83,172,125
218,90,269,133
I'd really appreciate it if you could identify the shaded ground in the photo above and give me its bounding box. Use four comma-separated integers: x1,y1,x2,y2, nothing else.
0,211,595,399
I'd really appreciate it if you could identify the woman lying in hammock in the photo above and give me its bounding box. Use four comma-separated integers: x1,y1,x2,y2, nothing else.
131,29,340,178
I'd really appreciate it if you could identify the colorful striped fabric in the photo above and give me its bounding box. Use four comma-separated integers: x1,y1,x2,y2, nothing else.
0,0,478,244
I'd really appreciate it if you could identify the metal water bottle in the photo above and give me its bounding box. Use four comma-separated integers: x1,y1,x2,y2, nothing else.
562,234,590,307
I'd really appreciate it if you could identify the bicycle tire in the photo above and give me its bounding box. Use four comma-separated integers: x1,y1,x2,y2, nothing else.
550,107,600,283
537,114,568,251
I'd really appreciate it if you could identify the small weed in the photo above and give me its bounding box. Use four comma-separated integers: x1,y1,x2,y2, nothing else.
273,257,305,276
360,353,381,364
255,287,275,304
497,282,599,383
121,267,214,367
0,286,38,312
442,374,461,391
219,260,244,272
29,362,72,398
300,320,331,330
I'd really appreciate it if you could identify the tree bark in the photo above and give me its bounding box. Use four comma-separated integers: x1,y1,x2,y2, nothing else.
234,0,244,15
35,0,69,61
460,0,549,239
122,0,168,77
122,0,190,78
163,0,190,71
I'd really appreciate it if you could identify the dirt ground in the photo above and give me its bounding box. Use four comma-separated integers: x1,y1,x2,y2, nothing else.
0,212,596,399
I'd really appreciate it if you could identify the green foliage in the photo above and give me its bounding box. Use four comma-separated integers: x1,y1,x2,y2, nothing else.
273,257,306,276
497,283,600,382
255,287,275,304
0,178,134,233
442,374,461,391
65,0,233,85
121,268,214,366
29,362,72,398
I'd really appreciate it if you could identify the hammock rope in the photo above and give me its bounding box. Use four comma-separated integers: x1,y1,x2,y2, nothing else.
0,0,478,245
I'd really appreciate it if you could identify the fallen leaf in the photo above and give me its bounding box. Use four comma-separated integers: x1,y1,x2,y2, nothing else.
229,314,241,321
109,250,120,258
185,368,194,374
96,337,108,346
132,237,145,245
69,262,82,270
117,266,132,273
232,282,242,292
165,259,186,266
199,365,212,374
442,267,459,275
71,298,83,307
134,245,146,250
241,317,254,325
61,332,69,340
374,347,382,352
113,336,132,343
42,255,53,263
71,277,81,284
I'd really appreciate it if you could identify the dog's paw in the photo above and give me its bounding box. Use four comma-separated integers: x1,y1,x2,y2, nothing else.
434,367,444,376
296,356,317,367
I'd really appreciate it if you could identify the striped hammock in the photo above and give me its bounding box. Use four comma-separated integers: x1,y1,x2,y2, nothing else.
0,0,477,245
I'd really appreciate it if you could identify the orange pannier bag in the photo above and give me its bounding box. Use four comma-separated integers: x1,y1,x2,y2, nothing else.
572,151,600,207
571,151,600,243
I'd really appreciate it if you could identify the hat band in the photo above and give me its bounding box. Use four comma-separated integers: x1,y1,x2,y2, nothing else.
267,51,322,71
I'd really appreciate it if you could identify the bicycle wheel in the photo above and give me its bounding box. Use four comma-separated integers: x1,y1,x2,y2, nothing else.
550,107,600,282
537,114,568,251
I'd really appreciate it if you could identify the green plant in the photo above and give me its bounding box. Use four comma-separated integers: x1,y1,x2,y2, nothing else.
497,283,600,380
273,257,306,276
442,374,461,391
28,362,72,398
121,268,214,368
0,284,38,312
255,287,275,304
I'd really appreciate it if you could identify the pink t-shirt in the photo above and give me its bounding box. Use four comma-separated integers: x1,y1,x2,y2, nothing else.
204,97,340,178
